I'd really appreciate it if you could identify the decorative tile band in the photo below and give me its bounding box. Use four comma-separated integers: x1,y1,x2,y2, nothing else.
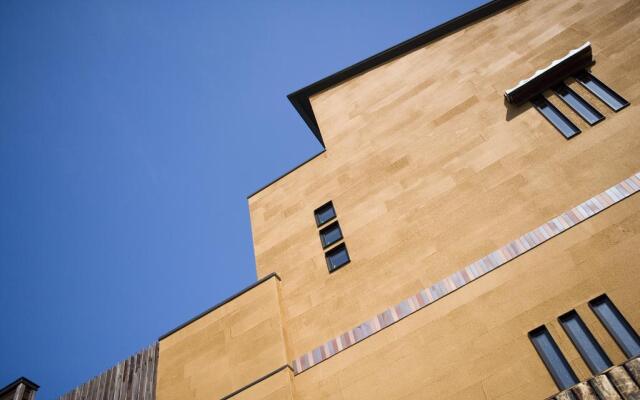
291,172,640,374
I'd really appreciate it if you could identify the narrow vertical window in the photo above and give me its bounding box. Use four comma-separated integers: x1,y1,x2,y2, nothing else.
589,295,640,358
325,243,350,272
575,72,629,112
552,83,604,125
314,201,336,226
559,311,612,374
529,326,579,390
319,221,343,248
531,95,581,139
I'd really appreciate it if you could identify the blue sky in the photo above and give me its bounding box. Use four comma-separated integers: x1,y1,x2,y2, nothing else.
0,1,484,397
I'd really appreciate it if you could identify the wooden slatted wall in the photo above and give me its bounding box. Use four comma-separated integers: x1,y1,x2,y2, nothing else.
58,342,158,400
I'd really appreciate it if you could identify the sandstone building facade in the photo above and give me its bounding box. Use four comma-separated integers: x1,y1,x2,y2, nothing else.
10,0,640,399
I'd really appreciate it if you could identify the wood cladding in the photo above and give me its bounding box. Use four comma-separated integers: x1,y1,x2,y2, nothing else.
57,343,158,400
549,356,640,400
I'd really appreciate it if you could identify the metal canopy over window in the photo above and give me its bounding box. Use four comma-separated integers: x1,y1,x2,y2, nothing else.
505,42,593,105
505,42,629,140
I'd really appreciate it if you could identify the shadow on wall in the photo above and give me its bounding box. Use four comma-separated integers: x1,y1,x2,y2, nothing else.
504,96,532,121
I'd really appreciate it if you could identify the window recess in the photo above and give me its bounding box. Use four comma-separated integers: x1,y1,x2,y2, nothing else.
531,95,581,139
314,201,336,227
589,295,640,358
530,294,640,393
552,82,604,126
319,221,343,249
325,243,350,272
558,310,612,374
575,71,630,112
313,201,350,273
529,326,579,390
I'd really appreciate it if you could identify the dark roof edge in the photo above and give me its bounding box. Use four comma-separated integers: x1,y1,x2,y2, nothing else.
219,365,293,400
246,149,326,199
159,272,281,341
287,0,524,145
0,377,40,397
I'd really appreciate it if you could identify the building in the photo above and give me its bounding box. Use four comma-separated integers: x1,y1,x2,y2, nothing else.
7,0,640,399
0,378,39,400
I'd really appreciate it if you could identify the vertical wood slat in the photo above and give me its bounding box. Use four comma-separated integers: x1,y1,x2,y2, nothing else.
142,344,156,400
124,352,135,400
103,366,114,400
56,343,158,400
590,375,622,400
129,352,141,400
572,382,599,400
95,369,105,400
86,374,97,400
12,383,25,400
142,348,150,400
556,389,578,400
118,357,129,400
607,366,640,400
135,348,147,400
80,381,89,400
626,358,640,386
112,363,123,400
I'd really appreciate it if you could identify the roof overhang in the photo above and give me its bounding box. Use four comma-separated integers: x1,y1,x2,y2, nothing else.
287,0,524,147
0,377,40,397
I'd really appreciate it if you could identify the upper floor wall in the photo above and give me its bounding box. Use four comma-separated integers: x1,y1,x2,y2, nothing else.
248,0,640,359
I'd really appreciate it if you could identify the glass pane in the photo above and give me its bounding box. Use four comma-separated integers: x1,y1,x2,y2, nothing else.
559,311,612,374
531,95,581,139
320,222,343,248
314,201,336,226
326,244,350,271
553,83,604,125
575,72,629,112
590,296,640,358
529,326,579,390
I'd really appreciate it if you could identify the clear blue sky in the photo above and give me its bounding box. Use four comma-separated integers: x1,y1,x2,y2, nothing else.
0,1,485,397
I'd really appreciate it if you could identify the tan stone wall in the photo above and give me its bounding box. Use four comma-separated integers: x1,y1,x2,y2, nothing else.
248,0,640,398
292,195,640,399
156,277,290,400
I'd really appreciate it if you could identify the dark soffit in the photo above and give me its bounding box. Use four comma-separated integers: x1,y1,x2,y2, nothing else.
287,0,525,147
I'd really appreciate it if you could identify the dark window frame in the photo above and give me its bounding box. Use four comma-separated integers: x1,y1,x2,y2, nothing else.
558,310,612,374
314,201,337,227
552,82,604,126
529,325,579,390
575,71,630,112
325,242,350,273
589,295,640,358
531,94,581,139
319,221,343,249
